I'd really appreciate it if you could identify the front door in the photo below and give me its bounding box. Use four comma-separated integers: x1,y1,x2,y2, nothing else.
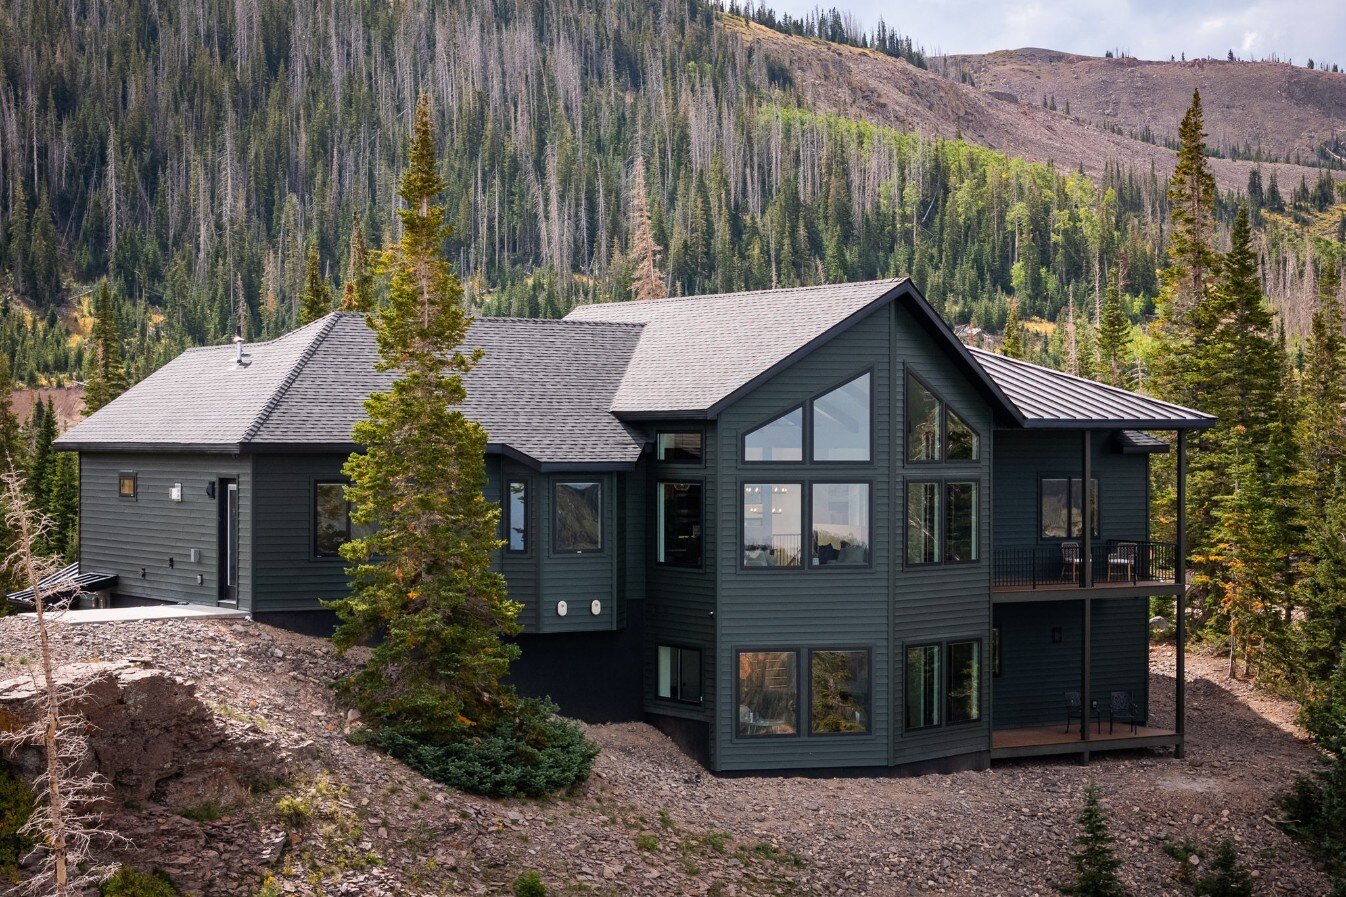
218,478,239,604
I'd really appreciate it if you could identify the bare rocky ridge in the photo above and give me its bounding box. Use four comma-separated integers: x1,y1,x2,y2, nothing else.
0,618,1333,896
726,18,1342,194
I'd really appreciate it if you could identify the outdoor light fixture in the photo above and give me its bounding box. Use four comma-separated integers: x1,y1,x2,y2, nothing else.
590,600,602,615
556,600,568,617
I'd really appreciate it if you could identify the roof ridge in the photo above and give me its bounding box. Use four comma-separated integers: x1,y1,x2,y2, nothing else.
240,314,344,444
968,346,1214,419
570,277,907,312
477,316,646,328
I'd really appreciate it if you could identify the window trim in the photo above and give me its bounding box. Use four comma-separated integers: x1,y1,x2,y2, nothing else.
654,428,706,467
807,646,874,737
655,643,704,706
903,478,981,568
739,480,806,572
901,636,985,734
117,471,138,501
551,478,606,556
808,480,874,570
902,641,944,732
1037,475,1101,541
945,639,984,727
655,478,706,570
313,479,352,560
904,368,982,465
505,479,531,556
741,404,806,465
733,648,802,740
807,367,875,465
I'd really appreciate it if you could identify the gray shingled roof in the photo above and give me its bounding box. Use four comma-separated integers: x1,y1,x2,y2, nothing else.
57,313,648,468
565,279,922,416
969,347,1215,429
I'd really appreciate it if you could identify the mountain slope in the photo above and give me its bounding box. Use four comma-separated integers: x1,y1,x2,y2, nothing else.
728,18,1341,193
937,48,1346,166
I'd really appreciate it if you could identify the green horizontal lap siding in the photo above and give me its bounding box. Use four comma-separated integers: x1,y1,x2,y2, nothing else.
250,453,352,613
78,452,252,609
645,426,716,728
497,458,542,633
539,472,618,633
991,597,1149,729
714,308,895,771
891,302,994,767
992,430,1151,551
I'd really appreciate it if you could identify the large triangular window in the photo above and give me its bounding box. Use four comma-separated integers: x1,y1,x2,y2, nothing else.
811,372,871,462
744,407,804,462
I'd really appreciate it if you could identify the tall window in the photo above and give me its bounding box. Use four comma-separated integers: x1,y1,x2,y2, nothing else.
947,641,982,724
506,481,528,553
944,482,979,562
314,482,351,558
657,481,703,567
657,645,703,704
812,373,871,461
811,483,870,566
656,432,703,463
906,373,979,463
737,651,798,736
744,407,804,462
554,481,602,552
1040,478,1099,539
742,483,802,567
810,649,871,734
905,644,941,729
905,482,941,564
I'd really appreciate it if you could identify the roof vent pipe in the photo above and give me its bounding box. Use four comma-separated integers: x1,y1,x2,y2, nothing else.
233,331,245,365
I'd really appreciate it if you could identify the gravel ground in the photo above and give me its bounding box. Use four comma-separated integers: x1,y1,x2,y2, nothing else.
0,618,1332,897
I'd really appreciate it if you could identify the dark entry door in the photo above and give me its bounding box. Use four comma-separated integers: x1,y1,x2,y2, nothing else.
218,478,239,604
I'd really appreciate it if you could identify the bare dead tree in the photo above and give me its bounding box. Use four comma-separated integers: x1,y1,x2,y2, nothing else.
0,468,120,896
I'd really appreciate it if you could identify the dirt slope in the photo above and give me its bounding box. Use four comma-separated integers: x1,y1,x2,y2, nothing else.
726,19,1342,194
938,48,1346,165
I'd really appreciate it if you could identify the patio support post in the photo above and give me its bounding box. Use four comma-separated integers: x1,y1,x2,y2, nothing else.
1081,431,1092,588
1080,429,1093,759
1176,429,1187,759
1081,596,1092,756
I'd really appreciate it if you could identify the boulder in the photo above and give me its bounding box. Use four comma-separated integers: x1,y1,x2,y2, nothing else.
0,660,286,810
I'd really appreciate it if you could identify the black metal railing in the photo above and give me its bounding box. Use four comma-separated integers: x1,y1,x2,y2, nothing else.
992,540,1176,590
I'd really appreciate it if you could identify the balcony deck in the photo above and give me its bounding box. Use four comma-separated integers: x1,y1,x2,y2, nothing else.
992,540,1178,599
991,725,1180,760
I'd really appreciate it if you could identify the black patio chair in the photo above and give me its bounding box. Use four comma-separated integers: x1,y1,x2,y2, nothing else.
1107,691,1142,734
1064,690,1101,734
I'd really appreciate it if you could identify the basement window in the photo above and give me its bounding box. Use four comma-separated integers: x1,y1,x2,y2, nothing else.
118,472,137,500
737,650,798,737
657,645,703,704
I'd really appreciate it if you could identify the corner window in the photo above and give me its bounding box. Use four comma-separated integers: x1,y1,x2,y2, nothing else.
657,481,703,567
944,482,979,562
1040,477,1099,539
744,407,804,462
737,650,798,736
906,377,942,462
811,483,870,567
118,472,137,500
904,644,941,730
656,431,703,463
811,373,871,462
554,481,602,552
947,640,982,724
657,645,703,704
905,482,941,564
742,483,802,567
314,482,351,558
810,649,871,734
506,481,528,553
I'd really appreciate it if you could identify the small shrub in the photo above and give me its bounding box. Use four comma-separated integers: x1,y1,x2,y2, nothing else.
175,800,224,823
362,698,599,799
512,870,546,897
0,767,35,872
1059,781,1126,897
740,841,805,867
1165,839,1254,897
100,866,182,897
276,793,314,828
634,833,659,851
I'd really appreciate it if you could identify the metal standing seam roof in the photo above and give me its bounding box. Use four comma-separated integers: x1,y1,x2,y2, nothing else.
969,347,1215,429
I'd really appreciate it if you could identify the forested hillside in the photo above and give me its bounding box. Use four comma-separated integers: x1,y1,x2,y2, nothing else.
0,0,1341,390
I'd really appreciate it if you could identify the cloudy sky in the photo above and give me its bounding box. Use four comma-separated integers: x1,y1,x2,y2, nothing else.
766,0,1345,65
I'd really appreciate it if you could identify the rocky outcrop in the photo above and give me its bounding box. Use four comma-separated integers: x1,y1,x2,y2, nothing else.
0,660,301,811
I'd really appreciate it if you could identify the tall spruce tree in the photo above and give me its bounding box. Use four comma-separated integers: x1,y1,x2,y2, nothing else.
27,400,55,505
1095,268,1133,387
330,94,520,739
1297,261,1346,521
84,279,127,414
341,216,376,312
1002,298,1025,359
299,248,334,325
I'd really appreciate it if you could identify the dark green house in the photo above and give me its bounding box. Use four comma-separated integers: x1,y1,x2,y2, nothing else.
53,279,1212,774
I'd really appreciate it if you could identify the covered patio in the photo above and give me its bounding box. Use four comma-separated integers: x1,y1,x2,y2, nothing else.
991,724,1180,760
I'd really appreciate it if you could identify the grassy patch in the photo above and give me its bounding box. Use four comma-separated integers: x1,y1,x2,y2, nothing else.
633,833,659,851
739,841,805,868
100,867,182,897
175,800,224,823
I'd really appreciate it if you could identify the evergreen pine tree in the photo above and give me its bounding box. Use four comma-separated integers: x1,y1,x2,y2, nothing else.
6,185,27,293
330,94,521,738
27,399,55,505
299,248,333,325
1295,475,1346,688
1060,781,1127,897
0,355,23,469
1296,261,1346,522
341,216,376,312
1096,268,1133,387
26,186,61,308
41,452,78,561
84,279,127,414
1002,298,1025,359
